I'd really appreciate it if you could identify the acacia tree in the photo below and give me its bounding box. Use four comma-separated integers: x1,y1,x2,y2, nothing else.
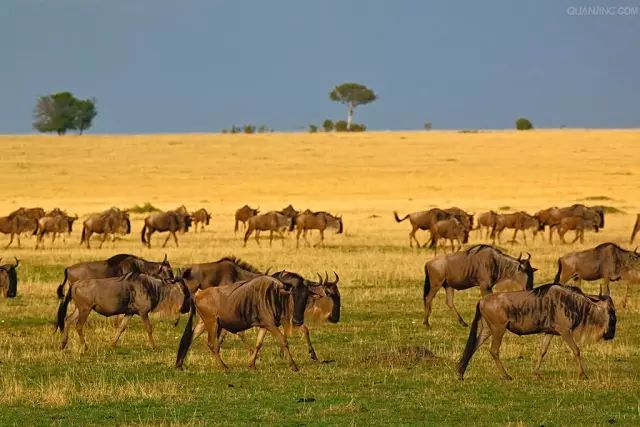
329,83,377,130
33,92,97,135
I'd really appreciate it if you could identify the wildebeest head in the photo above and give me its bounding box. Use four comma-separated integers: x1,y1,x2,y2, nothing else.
318,272,341,323
156,254,174,280
287,215,296,232
122,213,132,234
66,214,79,233
205,211,211,225
600,296,617,340
0,257,19,298
336,215,343,234
515,252,537,291
275,271,322,326
462,228,469,244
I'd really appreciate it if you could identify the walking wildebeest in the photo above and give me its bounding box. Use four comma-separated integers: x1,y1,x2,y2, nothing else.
557,216,599,244
141,210,190,248
190,208,211,232
175,275,320,371
0,258,19,298
444,207,474,232
35,212,78,249
631,214,640,244
457,284,616,380
476,211,498,239
280,204,299,220
244,211,295,247
234,205,260,233
56,253,173,299
295,211,343,248
491,211,540,244
173,205,192,233
80,208,131,249
537,204,605,244
56,272,190,352
555,242,640,305
394,209,453,248
0,214,37,248
430,218,469,254
423,245,537,328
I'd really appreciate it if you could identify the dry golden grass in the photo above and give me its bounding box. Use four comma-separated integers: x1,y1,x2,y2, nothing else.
0,130,639,425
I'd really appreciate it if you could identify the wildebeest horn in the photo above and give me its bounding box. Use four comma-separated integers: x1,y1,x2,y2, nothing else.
635,247,639,255
317,273,324,285
333,271,339,283
517,252,522,261
162,254,168,265
526,252,531,261
264,267,272,275
14,257,19,268
325,272,329,284
0,258,3,264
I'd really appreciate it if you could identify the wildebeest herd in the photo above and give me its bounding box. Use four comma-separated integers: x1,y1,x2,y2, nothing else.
1,201,639,380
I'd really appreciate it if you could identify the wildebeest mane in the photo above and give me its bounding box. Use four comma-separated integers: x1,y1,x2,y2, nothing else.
216,256,262,274
106,253,138,267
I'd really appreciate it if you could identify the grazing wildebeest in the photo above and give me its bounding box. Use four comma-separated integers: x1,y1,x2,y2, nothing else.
476,211,498,239
631,214,640,244
423,245,537,328
491,211,540,244
181,256,264,292
141,210,189,248
244,211,295,247
56,253,173,299
430,218,469,254
0,214,37,248
555,242,640,305
394,209,453,248
175,275,320,371
0,258,19,298
56,272,190,352
444,207,474,231
557,216,599,244
80,208,131,249
35,212,79,249
457,284,616,380
234,205,260,233
295,211,343,248
190,208,211,232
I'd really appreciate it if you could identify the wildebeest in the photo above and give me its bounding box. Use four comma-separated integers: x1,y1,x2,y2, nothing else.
181,256,264,292
141,210,191,248
555,242,640,305
35,212,79,249
175,275,320,371
295,211,343,248
457,284,616,380
631,214,640,244
173,205,192,233
56,253,173,299
56,272,190,352
280,204,299,220
557,216,599,244
536,204,605,244
80,208,131,249
476,211,498,239
190,208,211,232
234,205,260,233
491,211,540,244
423,245,537,328
430,218,469,254
9,207,45,221
394,209,453,248
244,211,295,247
444,207,474,232
0,214,37,248
0,258,19,298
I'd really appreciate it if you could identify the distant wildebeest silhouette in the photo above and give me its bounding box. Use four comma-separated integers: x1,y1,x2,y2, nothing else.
491,211,541,244
234,205,259,233
557,216,599,244
190,208,211,232
80,208,131,249
536,204,604,244
0,214,38,248
476,211,499,239
393,208,453,248
35,211,78,249
295,211,343,248
430,218,469,254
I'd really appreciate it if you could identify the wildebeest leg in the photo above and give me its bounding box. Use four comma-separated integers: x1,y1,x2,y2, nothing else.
111,314,133,347
5,233,14,249
445,287,467,327
522,230,527,246
193,318,206,340
409,226,419,248
206,319,228,371
75,308,91,354
172,231,179,247
600,277,611,296
488,326,512,380
314,230,325,248
559,228,568,244
60,308,79,350
51,232,57,247
16,233,21,248
296,228,302,248
243,228,252,247
98,233,108,249
303,230,311,247
140,312,157,349
533,334,553,378
269,230,274,248
511,228,518,243
571,230,580,244
622,281,630,308
423,277,444,328
248,328,268,369
234,331,253,354
162,232,172,248
559,330,587,379
266,325,298,372
298,324,318,361
255,230,261,247
146,230,153,248
549,226,554,244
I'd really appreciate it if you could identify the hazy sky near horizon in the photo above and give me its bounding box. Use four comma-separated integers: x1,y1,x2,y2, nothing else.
1,1,639,133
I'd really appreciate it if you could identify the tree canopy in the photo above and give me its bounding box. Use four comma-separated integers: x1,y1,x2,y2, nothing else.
329,83,377,130
33,92,97,135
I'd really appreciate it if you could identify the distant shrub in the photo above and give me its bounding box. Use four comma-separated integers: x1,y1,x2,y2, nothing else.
334,120,366,132
243,125,256,134
129,202,161,214
334,120,348,132
322,119,334,132
350,123,366,132
458,129,479,134
257,125,272,133
515,117,533,130
308,124,318,133
499,206,511,211
424,122,433,131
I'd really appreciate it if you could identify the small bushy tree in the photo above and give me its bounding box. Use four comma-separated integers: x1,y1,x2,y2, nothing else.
33,92,97,135
515,117,533,130
308,124,318,133
322,119,334,132
424,121,433,131
329,82,376,130
334,120,348,132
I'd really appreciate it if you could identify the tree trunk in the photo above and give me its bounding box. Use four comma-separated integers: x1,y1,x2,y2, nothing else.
347,103,354,130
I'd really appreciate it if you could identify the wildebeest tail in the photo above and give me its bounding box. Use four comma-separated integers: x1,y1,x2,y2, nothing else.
393,211,409,223
423,267,431,300
178,281,191,314
457,303,482,379
175,298,196,368
6,266,17,298
31,221,39,236
56,269,68,299
80,225,86,244
141,221,148,244
554,259,562,284
234,219,239,233
56,287,73,332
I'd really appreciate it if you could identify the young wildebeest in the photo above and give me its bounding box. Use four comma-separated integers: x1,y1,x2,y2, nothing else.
393,208,453,248
555,242,640,305
476,210,498,239
444,207,474,232
491,211,540,244
57,253,173,299
295,211,343,248
0,258,19,298
81,208,131,249
234,205,260,233
430,218,469,254
557,216,599,244
457,284,616,380
141,210,191,248
631,214,640,244
175,275,320,371
190,208,211,232
35,212,79,249
244,211,295,247
0,214,37,248
56,272,190,352
423,245,536,328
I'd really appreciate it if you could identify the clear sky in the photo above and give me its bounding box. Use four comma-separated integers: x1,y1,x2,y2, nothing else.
1,1,638,133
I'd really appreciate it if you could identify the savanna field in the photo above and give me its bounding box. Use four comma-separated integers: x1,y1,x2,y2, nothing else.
1,130,639,426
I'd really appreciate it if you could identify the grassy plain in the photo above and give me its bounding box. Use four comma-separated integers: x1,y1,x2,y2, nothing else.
0,130,639,426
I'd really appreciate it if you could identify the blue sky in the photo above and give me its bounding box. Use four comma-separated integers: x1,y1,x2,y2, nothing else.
1,1,638,133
